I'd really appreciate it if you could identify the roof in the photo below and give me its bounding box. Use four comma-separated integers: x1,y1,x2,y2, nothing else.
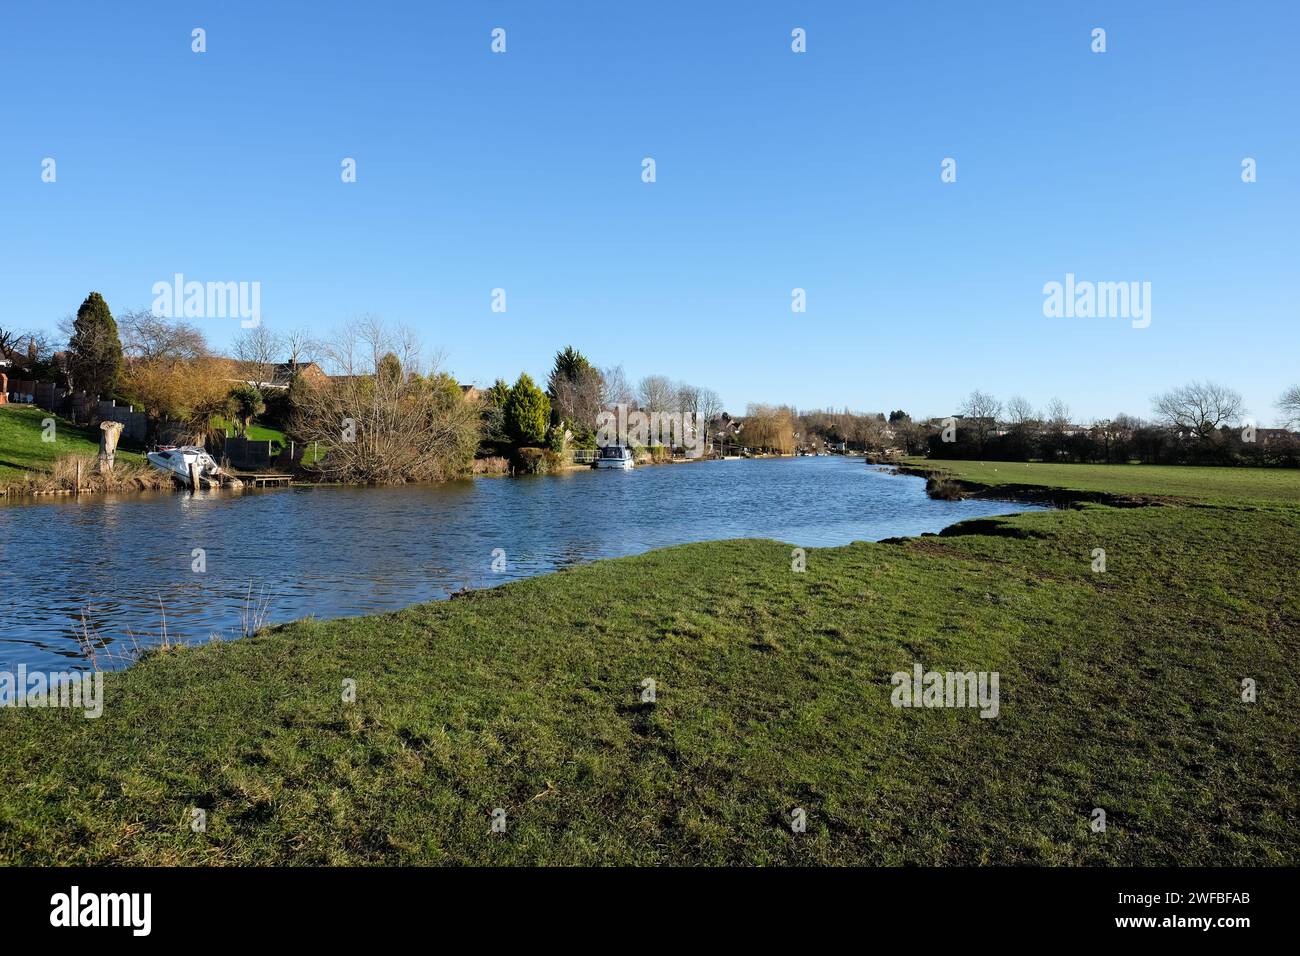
228,360,326,388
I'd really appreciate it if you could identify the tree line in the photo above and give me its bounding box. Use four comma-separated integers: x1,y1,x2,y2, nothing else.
4,297,1298,479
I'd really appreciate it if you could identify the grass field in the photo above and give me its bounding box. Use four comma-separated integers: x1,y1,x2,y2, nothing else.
906,458,1300,506
1,462,1297,864
0,404,145,483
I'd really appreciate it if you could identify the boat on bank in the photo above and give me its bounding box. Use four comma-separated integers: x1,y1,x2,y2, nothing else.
146,446,241,488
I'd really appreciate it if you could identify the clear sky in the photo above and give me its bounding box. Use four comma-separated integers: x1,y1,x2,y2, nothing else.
1,1,1295,423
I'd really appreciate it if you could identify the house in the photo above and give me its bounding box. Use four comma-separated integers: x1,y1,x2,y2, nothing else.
229,361,328,391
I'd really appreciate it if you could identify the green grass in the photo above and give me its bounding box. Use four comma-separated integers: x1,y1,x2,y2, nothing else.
213,417,286,447
905,458,1300,506
0,404,145,483
1,463,1297,864
213,418,324,465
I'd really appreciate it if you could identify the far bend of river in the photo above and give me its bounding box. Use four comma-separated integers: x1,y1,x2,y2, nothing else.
0,457,1045,671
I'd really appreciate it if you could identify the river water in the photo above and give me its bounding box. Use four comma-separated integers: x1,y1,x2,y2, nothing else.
0,457,1042,670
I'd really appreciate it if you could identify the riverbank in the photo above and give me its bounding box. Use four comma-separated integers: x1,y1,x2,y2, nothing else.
1,462,1297,864
0,405,158,494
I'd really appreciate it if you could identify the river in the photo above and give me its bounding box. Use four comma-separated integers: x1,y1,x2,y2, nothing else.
0,457,1043,670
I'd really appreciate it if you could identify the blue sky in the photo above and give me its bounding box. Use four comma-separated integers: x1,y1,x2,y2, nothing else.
1,1,1295,423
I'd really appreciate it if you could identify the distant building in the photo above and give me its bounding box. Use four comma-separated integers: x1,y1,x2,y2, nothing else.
229,361,328,390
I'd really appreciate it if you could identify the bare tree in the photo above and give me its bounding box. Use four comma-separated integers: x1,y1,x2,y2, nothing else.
1152,381,1244,441
120,310,209,361
0,326,52,371
959,389,1002,450
599,364,635,408
1005,395,1036,427
549,364,603,433
1277,384,1300,430
289,317,480,483
233,326,284,388
1045,398,1071,430
0,324,30,361
283,328,319,372
698,387,724,448
637,374,676,414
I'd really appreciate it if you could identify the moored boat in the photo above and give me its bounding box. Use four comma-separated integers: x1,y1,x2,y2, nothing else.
146,446,241,488
594,444,635,469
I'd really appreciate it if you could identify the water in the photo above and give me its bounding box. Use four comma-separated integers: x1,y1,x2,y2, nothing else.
0,457,1043,670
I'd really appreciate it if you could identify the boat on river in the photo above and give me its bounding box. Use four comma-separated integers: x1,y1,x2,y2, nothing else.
594,445,635,470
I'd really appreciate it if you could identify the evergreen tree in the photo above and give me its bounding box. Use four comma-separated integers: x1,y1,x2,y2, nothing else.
504,372,550,447
67,292,123,398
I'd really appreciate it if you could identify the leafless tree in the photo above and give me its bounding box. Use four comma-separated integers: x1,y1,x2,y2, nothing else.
233,326,284,387
637,374,677,414
698,387,724,446
283,328,319,372
1277,384,1300,430
959,389,1002,450
120,310,209,361
675,383,701,418
289,317,480,483
599,365,635,408
1152,381,1244,441
0,326,52,370
1005,395,1036,427
0,324,29,361
549,364,603,432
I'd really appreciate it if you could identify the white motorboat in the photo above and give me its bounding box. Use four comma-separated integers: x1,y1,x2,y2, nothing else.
594,444,635,469
146,446,240,488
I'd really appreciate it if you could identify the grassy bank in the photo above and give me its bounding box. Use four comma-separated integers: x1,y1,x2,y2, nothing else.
0,404,146,483
1,463,1297,864
904,457,1300,506
0,404,161,494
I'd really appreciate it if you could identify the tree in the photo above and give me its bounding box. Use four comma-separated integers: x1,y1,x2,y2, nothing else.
121,356,235,442
503,372,549,447
1152,381,1244,441
599,365,635,408
637,374,676,413
233,326,284,388
377,352,403,387
546,346,602,434
288,317,480,483
959,389,1002,451
1045,398,1071,429
120,310,208,361
66,292,123,398
0,326,52,373
0,325,34,363
1277,385,1300,430
481,378,511,446
227,384,266,436
283,329,318,372
698,387,724,448
742,403,796,454
1005,395,1035,427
